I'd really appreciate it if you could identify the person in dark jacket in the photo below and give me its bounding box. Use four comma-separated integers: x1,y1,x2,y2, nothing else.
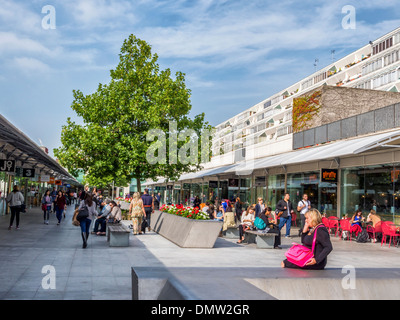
276,193,294,238
281,208,333,270
55,190,66,225
141,189,154,232
234,197,243,223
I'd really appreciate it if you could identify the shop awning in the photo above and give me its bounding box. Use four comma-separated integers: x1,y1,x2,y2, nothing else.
0,114,79,184
144,130,400,185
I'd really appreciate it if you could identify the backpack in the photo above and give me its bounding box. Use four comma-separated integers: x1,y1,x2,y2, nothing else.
254,217,266,230
76,205,89,221
356,229,370,243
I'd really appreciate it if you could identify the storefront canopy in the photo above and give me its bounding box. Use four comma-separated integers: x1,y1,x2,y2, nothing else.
143,129,400,186
0,114,79,185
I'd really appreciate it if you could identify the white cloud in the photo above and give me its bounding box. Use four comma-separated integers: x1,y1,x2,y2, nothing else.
12,57,52,74
62,0,137,29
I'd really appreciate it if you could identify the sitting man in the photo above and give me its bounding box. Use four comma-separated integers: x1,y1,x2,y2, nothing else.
92,200,111,235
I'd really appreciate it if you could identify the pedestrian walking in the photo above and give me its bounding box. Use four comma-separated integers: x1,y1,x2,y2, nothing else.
141,189,154,232
42,190,53,225
77,194,97,249
130,192,146,235
50,187,57,213
55,190,67,225
6,185,24,230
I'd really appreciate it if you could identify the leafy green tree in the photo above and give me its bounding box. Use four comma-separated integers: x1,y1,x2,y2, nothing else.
55,35,211,191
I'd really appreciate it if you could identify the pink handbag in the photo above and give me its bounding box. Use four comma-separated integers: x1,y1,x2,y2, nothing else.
285,225,322,267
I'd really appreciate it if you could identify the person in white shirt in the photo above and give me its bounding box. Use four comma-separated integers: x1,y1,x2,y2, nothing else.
297,193,311,236
237,206,255,244
6,185,24,230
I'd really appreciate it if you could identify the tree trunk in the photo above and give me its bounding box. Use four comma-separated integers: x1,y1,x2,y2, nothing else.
136,177,141,194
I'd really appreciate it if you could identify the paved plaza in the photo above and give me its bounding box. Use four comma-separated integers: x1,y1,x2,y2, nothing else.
0,205,399,300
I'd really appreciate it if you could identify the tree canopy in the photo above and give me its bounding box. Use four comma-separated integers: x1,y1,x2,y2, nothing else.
55,35,212,191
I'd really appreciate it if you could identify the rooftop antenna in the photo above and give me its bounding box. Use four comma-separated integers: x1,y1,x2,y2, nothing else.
314,58,319,72
38,138,43,146
331,50,336,63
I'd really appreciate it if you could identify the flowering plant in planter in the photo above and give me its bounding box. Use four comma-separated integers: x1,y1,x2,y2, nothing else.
115,197,131,203
160,204,210,220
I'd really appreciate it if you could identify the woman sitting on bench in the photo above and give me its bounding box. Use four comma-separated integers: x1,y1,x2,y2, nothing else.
237,206,255,244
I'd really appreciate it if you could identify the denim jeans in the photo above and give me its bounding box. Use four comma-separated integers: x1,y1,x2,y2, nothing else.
43,205,51,221
79,218,92,234
278,215,292,237
93,217,106,233
56,207,64,223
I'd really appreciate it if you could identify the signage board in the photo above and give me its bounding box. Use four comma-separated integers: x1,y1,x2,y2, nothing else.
321,169,338,183
209,181,218,188
0,160,16,172
22,168,35,178
40,175,50,182
228,179,239,187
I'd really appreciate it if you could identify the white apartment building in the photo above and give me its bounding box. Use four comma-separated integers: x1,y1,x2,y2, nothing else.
208,27,400,169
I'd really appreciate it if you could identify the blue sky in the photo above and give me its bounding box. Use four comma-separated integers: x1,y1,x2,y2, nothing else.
1,0,400,157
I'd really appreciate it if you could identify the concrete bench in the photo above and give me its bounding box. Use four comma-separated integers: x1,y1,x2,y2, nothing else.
107,224,130,247
244,230,277,249
224,226,240,239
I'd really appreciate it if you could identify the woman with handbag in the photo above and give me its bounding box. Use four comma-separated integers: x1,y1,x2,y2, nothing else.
282,209,332,270
6,185,24,230
77,194,97,248
41,190,53,225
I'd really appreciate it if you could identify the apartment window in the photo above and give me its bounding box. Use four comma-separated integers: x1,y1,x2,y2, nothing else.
313,72,327,84
373,37,394,55
271,95,283,105
257,113,264,122
301,78,313,90
264,100,271,108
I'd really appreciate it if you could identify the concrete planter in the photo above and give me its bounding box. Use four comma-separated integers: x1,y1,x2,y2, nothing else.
150,210,223,248
117,201,130,211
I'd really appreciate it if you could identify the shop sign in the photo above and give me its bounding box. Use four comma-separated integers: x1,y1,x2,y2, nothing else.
183,183,191,190
174,184,181,190
209,181,218,188
0,160,16,172
22,168,35,178
55,180,62,186
40,175,50,182
228,179,239,187
321,169,338,183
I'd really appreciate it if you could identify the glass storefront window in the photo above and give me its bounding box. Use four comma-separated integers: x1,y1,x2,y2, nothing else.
287,171,337,216
239,178,251,208
341,164,398,222
267,174,285,209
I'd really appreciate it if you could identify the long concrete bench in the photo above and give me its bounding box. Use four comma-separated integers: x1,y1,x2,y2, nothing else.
244,230,277,249
107,224,130,247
